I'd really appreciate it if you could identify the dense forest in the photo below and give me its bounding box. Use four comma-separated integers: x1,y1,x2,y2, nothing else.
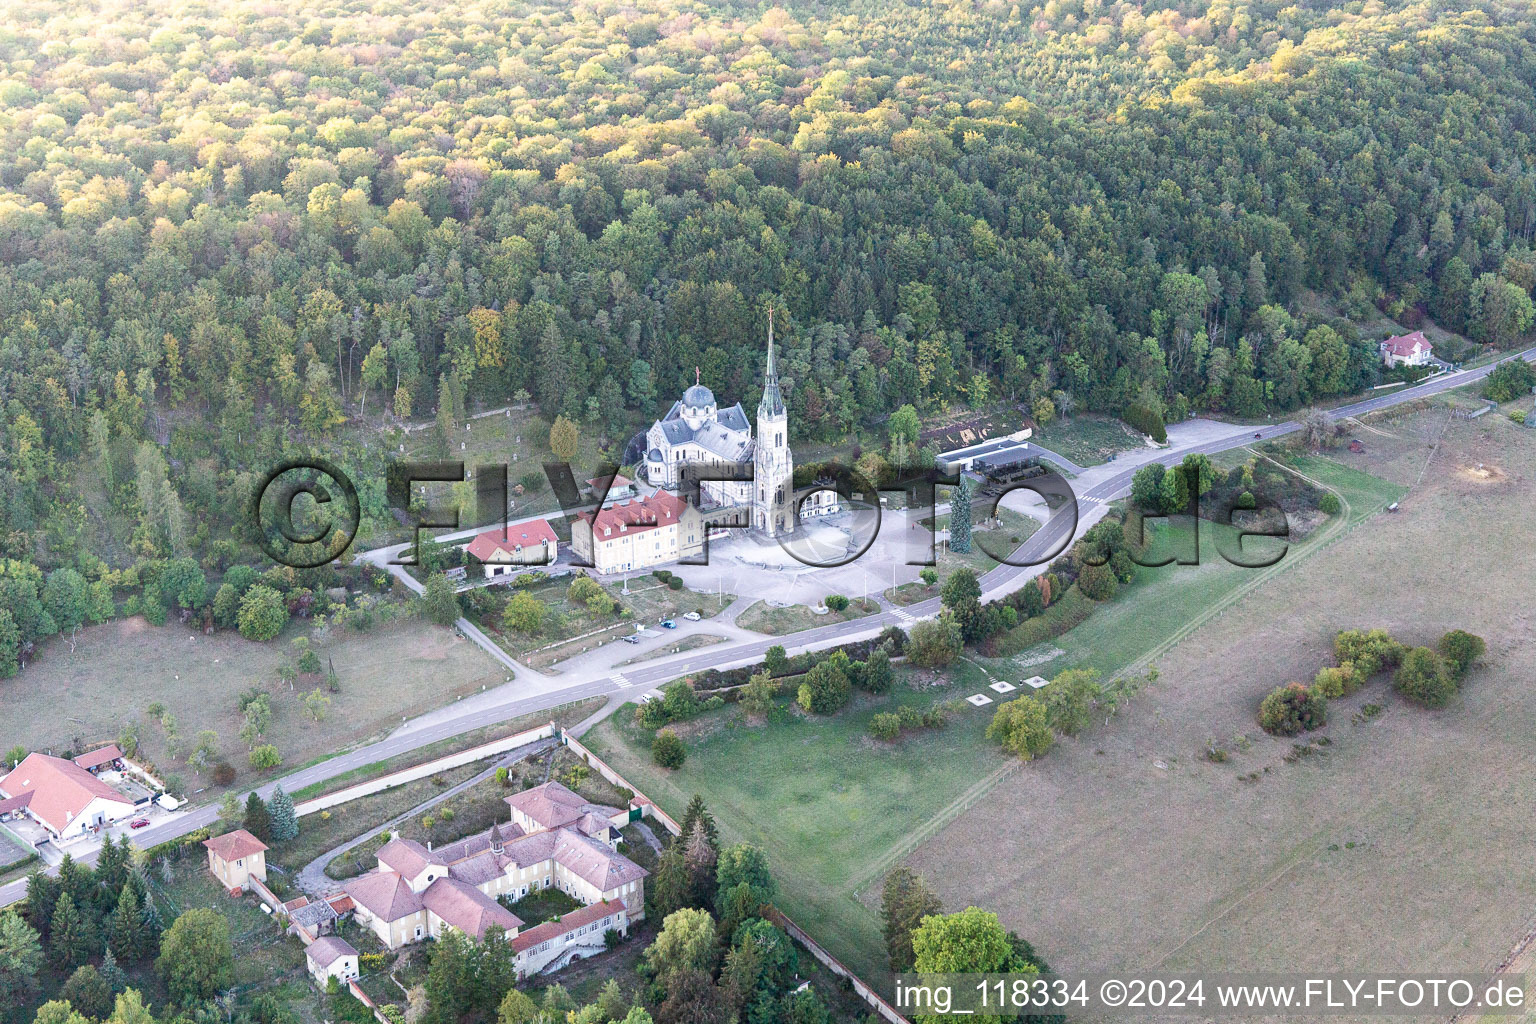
2,0,1536,669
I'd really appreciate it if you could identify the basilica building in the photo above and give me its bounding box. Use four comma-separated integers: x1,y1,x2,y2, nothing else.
641,318,836,537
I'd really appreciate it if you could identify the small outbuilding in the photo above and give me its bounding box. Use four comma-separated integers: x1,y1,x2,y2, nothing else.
305,935,360,986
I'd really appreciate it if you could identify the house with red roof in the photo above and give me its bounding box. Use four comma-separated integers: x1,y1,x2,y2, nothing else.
568,490,702,574
1381,330,1434,368
464,519,558,579
204,828,269,892
0,752,137,842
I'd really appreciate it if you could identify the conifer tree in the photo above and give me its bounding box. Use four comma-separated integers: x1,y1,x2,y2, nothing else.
50,892,93,967
950,475,973,554
100,946,127,992
268,785,299,842
678,795,717,851
108,884,145,963
243,791,273,842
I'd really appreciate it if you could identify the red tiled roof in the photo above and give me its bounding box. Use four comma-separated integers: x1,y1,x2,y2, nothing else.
586,474,633,491
511,900,625,954
466,520,558,562
203,828,270,862
576,491,689,539
344,870,423,922
421,877,522,939
377,837,445,879
73,744,122,770
1383,331,1431,357
0,753,134,834
326,894,355,914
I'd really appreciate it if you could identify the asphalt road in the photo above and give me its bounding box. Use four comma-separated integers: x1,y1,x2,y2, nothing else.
5,346,1529,909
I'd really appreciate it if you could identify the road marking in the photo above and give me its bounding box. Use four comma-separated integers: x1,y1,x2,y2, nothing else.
609,673,632,688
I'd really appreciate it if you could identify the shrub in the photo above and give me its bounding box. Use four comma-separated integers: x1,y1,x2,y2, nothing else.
857,647,893,694
1511,409,1528,425
825,594,850,612
906,615,962,669
1436,629,1485,679
869,712,902,741
211,761,236,786
652,730,686,768
1318,492,1341,515
986,696,1054,760
1394,646,1457,707
1076,561,1117,602
1312,663,1360,700
796,655,852,714
1122,401,1168,443
1333,629,1403,678
667,577,684,590
248,744,282,771
1258,683,1327,736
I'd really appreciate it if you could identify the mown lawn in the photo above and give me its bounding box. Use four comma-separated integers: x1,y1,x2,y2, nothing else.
983,453,1407,682
736,597,880,635
582,663,1007,982
1028,414,1145,467
585,453,1409,984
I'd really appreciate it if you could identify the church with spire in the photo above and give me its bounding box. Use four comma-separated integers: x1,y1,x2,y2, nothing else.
640,311,835,538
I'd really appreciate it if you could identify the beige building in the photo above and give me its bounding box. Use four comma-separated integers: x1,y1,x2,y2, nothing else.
341,781,646,977
569,490,703,574
305,936,359,986
203,829,269,892
465,519,559,578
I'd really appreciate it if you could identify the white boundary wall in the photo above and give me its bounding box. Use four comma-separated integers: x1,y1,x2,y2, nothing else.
294,724,554,817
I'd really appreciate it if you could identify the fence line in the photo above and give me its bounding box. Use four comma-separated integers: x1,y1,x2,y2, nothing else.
557,732,903,1022
763,906,910,1024
558,731,681,836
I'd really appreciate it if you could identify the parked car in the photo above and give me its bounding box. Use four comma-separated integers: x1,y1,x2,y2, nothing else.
622,634,642,644
661,619,677,629
682,611,702,621
129,818,150,829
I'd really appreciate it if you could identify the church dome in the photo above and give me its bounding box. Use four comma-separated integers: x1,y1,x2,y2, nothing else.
683,383,715,408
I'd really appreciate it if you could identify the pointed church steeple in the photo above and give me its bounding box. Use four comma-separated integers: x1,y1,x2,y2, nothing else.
759,307,784,417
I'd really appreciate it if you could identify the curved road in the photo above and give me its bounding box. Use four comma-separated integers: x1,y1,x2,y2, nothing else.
5,346,1529,908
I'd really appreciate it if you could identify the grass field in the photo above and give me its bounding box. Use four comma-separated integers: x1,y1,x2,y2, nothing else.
0,615,505,802
1029,414,1147,467
582,438,1423,992
904,405,1536,1001
473,576,732,671
583,663,1016,981
736,596,881,635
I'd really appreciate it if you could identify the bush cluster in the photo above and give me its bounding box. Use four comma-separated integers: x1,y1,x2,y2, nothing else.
1258,627,1485,732
868,701,960,741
